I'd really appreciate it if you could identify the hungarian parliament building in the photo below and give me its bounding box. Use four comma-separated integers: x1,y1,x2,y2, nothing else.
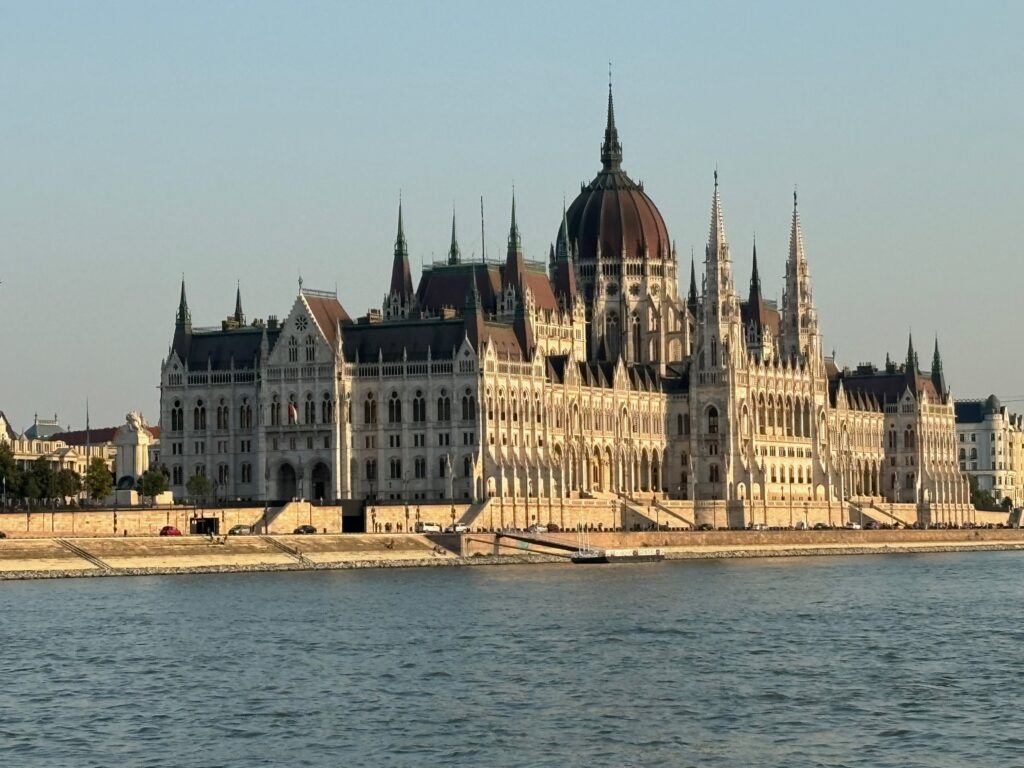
159,85,969,525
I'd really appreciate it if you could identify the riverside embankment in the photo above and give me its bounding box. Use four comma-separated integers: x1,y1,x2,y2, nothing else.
2,528,1024,580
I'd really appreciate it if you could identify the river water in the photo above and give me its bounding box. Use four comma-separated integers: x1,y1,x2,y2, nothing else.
2,552,1023,767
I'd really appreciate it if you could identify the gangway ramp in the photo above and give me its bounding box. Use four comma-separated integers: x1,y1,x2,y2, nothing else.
495,530,576,557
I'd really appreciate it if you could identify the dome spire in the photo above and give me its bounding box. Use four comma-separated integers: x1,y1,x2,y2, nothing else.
390,199,413,297
600,64,622,171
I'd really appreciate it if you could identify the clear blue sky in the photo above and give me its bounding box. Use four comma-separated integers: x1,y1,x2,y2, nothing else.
1,1,1022,430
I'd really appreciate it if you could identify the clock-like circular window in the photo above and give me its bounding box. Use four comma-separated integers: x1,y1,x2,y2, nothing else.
295,316,309,331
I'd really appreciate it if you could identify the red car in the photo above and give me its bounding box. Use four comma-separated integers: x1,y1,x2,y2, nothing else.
159,526,182,536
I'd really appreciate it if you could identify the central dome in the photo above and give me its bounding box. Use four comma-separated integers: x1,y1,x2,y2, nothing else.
562,85,671,263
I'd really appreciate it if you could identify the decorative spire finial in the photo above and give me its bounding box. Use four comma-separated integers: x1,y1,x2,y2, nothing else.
234,281,244,324
176,275,191,328
600,69,622,171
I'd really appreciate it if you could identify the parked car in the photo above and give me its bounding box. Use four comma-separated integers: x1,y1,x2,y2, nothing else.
526,524,546,534
546,523,561,533
159,526,182,536
228,524,253,536
864,520,879,530
415,522,442,533
293,525,317,535
813,522,832,530
444,523,469,533
844,522,862,530
696,523,714,531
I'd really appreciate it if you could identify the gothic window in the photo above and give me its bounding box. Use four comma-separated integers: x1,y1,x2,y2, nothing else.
241,463,252,483
803,400,811,438
414,457,426,479
287,396,298,425
271,395,281,426
631,313,641,360
172,465,183,485
437,392,451,421
785,397,794,437
709,464,720,483
412,391,426,422
388,392,402,423
217,463,229,485
462,391,476,421
677,414,683,435
707,406,719,435
463,455,472,477
904,428,915,450
321,393,334,424
305,335,315,362
193,401,206,431
535,396,541,424
305,393,315,424
438,457,447,478
365,459,377,481
390,458,402,479
364,394,377,424
711,339,718,367
288,336,298,363
171,401,183,432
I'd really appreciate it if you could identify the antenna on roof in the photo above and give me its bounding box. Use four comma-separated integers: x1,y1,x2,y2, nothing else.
480,196,486,263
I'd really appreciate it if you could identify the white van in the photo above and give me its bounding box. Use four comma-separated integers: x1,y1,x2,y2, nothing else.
415,522,442,533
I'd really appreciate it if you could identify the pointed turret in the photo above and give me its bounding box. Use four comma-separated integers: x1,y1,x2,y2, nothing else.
708,170,727,256
905,332,918,374
176,277,191,329
781,189,820,362
687,253,699,316
390,201,413,297
931,335,946,397
447,211,461,265
384,201,415,320
749,238,761,298
233,282,245,325
555,203,572,261
503,192,525,291
600,73,622,171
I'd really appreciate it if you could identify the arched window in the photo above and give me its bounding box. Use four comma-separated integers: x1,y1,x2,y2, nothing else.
364,394,376,424
413,391,426,422
388,392,402,423
287,336,298,363
321,393,334,424
677,414,684,435
463,455,472,477
709,464,719,483
171,400,183,432
605,311,619,359
631,313,641,360
437,392,451,421
193,401,206,431
707,406,719,435
904,428,915,449
390,457,402,479
365,459,377,480
305,334,315,362
271,395,281,426
304,393,315,424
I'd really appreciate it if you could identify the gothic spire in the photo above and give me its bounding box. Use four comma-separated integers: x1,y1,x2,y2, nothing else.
600,69,622,171
708,170,727,256
687,252,699,315
176,276,191,329
504,191,525,290
931,335,946,396
750,237,761,295
390,200,413,297
233,281,245,325
447,210,461,265
906,332,918,374
555,201,572,261
789,189,806,266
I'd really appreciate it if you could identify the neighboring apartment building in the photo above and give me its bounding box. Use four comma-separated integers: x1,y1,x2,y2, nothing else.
955,395,1024,506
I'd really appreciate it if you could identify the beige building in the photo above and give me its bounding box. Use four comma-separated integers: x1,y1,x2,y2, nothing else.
158,84,972,528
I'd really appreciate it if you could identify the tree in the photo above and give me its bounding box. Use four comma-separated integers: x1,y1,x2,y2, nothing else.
186,473,213,501
968,474,1000,512
0,441,22,501
84,457,113,500
54,468,82,500
139,468,168,498
29,457,56,500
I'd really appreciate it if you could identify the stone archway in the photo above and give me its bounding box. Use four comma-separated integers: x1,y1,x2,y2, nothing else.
311,462,330,502
277,463,297,501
